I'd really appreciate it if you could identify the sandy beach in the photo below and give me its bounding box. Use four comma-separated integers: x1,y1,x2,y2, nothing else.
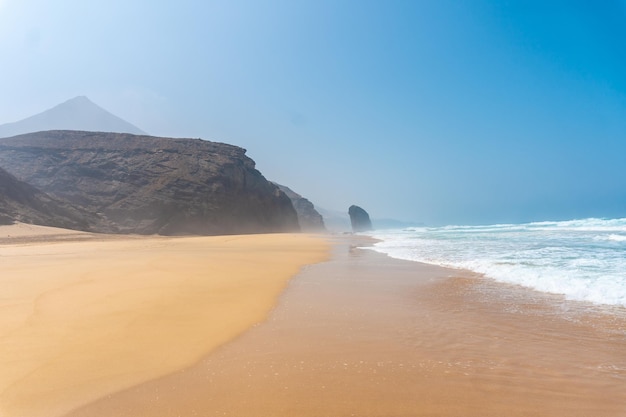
65,236,626,417
2,227,626,416
0,224,329,417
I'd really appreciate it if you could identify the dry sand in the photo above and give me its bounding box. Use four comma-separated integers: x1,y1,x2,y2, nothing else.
0,224,329,417
65,236,626,417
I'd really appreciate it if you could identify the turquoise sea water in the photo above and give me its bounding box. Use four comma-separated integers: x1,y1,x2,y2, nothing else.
366,218,626,308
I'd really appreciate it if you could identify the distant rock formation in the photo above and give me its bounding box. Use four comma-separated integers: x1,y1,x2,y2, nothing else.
0,96,145,138
0,166,95,229
348,205,373,232
317,207,418,232
0,131,300,235
273,183,326,232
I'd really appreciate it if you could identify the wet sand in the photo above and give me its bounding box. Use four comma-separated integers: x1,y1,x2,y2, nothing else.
0,225,329,417
65,236,626,417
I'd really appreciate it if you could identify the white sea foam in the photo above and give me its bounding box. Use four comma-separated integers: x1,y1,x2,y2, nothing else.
366,218,626,308
607,234,626,242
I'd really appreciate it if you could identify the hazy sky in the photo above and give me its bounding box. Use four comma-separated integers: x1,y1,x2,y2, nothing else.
1,0,626,225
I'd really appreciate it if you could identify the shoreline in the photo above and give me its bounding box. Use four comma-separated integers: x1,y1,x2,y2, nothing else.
0,225,330,417
363,244,626,324
64,234,626,417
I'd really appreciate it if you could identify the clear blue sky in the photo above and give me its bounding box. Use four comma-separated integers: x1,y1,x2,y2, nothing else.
1,0,625,225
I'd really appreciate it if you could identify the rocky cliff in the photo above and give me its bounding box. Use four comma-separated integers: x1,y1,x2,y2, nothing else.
0,166,95,229
0,131,299,235
273,183,326,232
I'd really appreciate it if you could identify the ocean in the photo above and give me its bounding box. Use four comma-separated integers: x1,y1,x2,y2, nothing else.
366,217,626,308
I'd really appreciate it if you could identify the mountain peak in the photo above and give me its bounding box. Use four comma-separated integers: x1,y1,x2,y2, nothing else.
0,97,146,138
67,95,91,103
51,96,109,115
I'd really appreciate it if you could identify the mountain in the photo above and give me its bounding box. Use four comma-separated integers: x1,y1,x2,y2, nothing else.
0,166,95,229
0,96,145,138
0,130,299,235
272,183,326,232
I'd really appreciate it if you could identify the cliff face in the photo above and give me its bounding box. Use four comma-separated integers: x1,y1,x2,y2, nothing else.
273,183,326,232
0,131,299,235
0,166,95,229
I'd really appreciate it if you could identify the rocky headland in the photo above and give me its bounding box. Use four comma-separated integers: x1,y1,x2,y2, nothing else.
0,130,300,235
273,183,326,232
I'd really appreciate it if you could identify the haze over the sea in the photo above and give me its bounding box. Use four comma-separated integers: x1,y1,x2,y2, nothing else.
1,0,625,225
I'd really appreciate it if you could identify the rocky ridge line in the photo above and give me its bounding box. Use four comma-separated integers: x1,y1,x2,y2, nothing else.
0,130,299,235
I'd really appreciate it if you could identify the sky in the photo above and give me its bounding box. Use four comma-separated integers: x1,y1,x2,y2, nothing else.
1,0,626,225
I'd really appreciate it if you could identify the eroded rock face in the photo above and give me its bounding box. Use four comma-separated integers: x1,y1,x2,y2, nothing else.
348,205,373,232
0,131,300,235
0,166,95,229
273,183,326,232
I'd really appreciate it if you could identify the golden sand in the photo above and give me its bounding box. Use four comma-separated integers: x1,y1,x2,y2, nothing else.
4,227,625,417
0,225,329,417
65,237,626,417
